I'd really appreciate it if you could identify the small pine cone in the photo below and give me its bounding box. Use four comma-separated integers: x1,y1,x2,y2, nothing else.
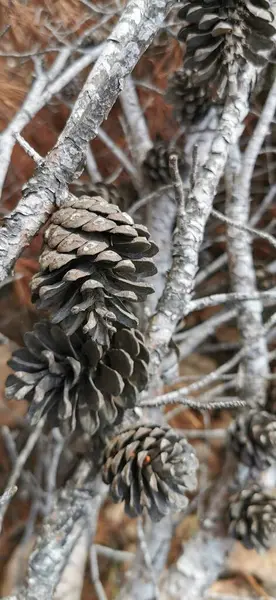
178,1,276,99
62,76,83,102
102,425,198,521
142,139,187,185
228,410,276,470
229,484,276,551
166,70,213,124
5,321,149,436
31,195,158,346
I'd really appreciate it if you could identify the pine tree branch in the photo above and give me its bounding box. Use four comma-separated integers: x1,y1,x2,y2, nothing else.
118,65,256,600
152,72,276,600
0,0,172,283
120,75,153,167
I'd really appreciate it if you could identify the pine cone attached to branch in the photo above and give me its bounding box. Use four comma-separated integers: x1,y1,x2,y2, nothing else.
5,321,149,436
102,425,198,521
142,139,187,186
31,195,158,346
229,484,276,551
228,409,276,470
178,0,276,99
166,70,214,124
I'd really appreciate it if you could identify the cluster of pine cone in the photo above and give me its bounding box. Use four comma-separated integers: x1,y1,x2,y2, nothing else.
227,407,276,550
167,0,276,123
5,184,198,521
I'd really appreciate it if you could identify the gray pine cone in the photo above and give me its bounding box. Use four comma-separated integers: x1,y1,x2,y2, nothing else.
5,321,149,436
178,0,276,99
102,425,198,521
142,139,187,185
228,409,276,470
229,484,276,551
31,194,158,346
166,70,213,124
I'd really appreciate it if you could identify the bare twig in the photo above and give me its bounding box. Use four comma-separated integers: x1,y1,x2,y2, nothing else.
95,545,134,562
120,75,152,166
90,545,108,600
0,487,18,532
186,290,276,315
97,127,139,181
212,207,276,249
14,134,43,165
0,45,103,195
0,418,46,527
141,395,245,410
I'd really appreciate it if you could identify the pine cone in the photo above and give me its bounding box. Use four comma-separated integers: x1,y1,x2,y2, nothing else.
178,0,276,99
142,139,187,185
228,410,276,470
31,195,158,346
5,321,149,436
102,425,198,521
166,70,213,124
229,484,276,550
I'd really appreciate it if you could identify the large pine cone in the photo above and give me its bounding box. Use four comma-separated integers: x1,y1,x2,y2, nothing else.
102,425,198,521
178,0,275,99
228,410,276,470
31,194,158,346
142,140,187,186
229,484,276,551
5,321,149,436
166,70,213,124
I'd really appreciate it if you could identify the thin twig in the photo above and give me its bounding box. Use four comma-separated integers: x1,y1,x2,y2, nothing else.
0,418,46,527
14,134,44,165
90,545,108,600
0,487,18,532
212,207,276,249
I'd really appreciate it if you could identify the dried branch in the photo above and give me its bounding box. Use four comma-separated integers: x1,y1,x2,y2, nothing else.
120,75,153,167
0,418,46,528
0,487,18,533
146,65,255,376
0,45,103,195
14,134,43,166
13,478,106,600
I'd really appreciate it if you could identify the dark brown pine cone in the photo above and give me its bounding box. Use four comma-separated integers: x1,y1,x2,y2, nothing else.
166,70,214,124
229,484,276,551
142,139,187,185
178,0,275,99
5,321,149,436
102,425,198,521
228,409,276,470
31,194,158,346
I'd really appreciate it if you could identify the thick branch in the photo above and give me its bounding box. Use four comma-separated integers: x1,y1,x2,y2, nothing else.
0,0,172,282
225,80,276,404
